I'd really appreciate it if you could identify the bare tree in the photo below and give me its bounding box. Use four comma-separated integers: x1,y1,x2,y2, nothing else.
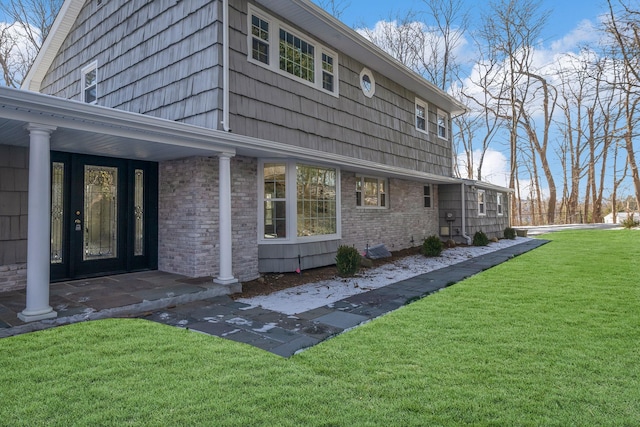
475,0,550,223
358,10,426,70
604,0,640,210
0,0,62,87
315,0,350,20
414,0,469,91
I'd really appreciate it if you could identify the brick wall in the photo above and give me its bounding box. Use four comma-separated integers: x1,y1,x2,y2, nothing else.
0,145,29,292
340,172,439,253
158,155,258,282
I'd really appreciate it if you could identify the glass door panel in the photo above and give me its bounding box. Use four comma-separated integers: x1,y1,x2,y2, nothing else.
51,162,65,264
83,165,118,261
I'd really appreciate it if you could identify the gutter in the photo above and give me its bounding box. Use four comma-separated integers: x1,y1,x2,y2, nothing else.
460,182,472,245
221,0,231,132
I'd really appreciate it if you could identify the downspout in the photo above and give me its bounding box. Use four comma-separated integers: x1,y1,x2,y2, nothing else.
221,0,231,132
461,182,472,245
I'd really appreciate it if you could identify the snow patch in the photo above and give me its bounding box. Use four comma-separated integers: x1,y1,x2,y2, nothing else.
238,238,528,315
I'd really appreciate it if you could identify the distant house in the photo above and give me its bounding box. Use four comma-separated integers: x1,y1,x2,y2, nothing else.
604,212,638,224
0,0,511,322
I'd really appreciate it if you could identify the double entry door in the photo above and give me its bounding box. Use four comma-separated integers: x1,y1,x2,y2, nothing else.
50,152,158,281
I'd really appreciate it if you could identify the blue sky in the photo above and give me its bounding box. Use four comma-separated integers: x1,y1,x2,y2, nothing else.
334,0,606,40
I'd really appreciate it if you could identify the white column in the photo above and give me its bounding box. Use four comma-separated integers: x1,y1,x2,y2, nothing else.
19,124,58,322
214,153,238,285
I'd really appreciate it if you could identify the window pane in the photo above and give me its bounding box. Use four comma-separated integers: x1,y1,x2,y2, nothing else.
364,177,378,206
264,164,286,238
264,200,287,238
416,104,426,130
297,165,337,237
438,114,447,138
424,185,431,208
264,164,286,198
251,15,269,64
279,28,315,83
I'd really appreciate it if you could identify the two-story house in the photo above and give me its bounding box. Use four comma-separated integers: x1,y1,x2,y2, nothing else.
0,0,510,322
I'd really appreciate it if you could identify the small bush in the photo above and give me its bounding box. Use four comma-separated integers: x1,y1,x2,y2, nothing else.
621,215,640,229
422,235,444,257
473,230,489,246
504,227,517,240
335,245,361,276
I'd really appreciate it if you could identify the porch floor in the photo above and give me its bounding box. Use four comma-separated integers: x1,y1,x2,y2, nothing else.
0,271,239,336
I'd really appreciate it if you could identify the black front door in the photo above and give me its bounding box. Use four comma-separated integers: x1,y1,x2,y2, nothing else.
50,152,158,281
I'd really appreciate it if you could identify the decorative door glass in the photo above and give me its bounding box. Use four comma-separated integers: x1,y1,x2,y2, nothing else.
50,162,65,264
134,169,144,256
83,165,118,260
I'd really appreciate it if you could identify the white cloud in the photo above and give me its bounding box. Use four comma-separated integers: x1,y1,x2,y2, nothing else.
457,148,509,187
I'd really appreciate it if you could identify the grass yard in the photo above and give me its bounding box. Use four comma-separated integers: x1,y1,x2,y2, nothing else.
1,229,639,426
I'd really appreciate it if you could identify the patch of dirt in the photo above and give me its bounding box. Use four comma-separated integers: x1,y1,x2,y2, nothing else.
233,246,423,300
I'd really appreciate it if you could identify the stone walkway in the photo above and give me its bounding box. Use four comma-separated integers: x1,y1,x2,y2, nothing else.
140,239,548,357
0,239,547,357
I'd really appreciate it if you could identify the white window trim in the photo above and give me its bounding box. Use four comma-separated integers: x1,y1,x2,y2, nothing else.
478,189,486,216
497,193,504,216
437,109,448,140
356,175,388,209
258,160,342,244
415,98,428,135
81,61,98,104
247,5,339,97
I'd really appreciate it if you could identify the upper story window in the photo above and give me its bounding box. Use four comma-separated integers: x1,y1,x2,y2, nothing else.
279,28,315,83
356,176,387,208
248,5,339,96
321,53,334,92
251,14,270,64
415,98,428,133
81,61,98,104
437,109,449,139
497,193,504,216
477,189,486,216
424,185,432,208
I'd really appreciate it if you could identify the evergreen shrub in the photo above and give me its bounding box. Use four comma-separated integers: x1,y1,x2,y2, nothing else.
335,245,361,276
422,235,444,257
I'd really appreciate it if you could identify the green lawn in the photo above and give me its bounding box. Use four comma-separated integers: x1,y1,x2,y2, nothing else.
1,229,639,426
